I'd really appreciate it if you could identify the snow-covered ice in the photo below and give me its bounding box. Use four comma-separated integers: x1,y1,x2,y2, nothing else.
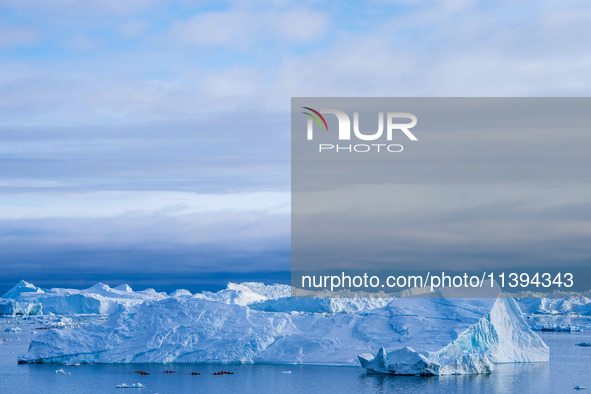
16,282,549,373
510,292,591,336
517,295,591,316
358,297,548,375
3,280,45,299
1,280,167,315
532,324,583,332
116,383,144,389
0,299,42,316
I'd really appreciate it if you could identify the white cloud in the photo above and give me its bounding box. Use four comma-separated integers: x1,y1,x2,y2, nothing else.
0,25,39,48
1,0,591,126
0,0,164,16
169,8,328,48
0,191,291,251
118,20,152,39
0,191,290,219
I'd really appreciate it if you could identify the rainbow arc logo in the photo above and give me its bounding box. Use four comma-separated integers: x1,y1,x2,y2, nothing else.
302,107,328,131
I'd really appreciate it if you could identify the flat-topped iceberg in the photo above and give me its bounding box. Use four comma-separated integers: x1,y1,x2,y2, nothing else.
517,294,591,316
515,292,591,333
1,280,295,315
18,283,549,371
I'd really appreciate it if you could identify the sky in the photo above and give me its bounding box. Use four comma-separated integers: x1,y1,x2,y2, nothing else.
1,0,591,294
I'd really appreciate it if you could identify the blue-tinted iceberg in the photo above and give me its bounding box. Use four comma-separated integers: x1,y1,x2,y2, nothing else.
359,297,548,375
18,283,549,373
1,280,167,315
0,299,42,316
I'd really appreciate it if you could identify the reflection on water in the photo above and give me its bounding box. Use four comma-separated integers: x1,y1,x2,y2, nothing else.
359,362,551,393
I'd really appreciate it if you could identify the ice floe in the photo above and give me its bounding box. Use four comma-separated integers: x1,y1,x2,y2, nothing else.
116,383,144,389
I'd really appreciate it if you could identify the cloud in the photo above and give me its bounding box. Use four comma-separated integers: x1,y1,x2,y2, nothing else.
0,0,164,16
1,0,591,290
2,1,591,127
0,25,39,48
0,191,290,219
168,7,328,48
118,20,152,39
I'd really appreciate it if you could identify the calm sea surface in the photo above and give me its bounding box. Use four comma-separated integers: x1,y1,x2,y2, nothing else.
1,316,590,393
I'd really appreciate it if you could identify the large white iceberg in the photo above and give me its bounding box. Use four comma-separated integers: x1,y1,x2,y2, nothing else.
515,292,591,333
190,282,290,306
18,282,549,371
1,280,167,315
517,294,591,316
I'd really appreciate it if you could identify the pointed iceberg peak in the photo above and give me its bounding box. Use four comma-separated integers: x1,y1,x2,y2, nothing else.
113,284,133,293
359,296,547,376
2,280,44,299
169,289,192,297
86,283,113,295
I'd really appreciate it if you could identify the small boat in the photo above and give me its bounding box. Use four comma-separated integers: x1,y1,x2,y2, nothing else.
163,370,176,373
191,372,200,375
212,370,234,375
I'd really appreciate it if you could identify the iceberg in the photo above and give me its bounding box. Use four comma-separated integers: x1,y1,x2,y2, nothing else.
514,292,591,333
359,297,548,375
2,280,45,299
18,283,549,372
0,299,42,316
116,383,144,389
517,295,591,316
191,282,290,306
169,289,192,297
532,324,583,332
1,280,167,315
358,347,494,376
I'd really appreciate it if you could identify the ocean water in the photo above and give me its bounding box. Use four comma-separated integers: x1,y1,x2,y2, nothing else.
1,317,590,394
